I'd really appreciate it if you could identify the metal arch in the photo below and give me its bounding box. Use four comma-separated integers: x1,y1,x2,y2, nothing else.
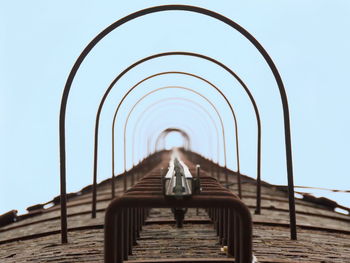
135,106,213,161
99,57,263,220
96,53,263,219
131,98,221,165
111,85,225,201
147,122,196,157
145,123,195,161
132,100,218,164
122,86,229,192
59,5,296,242
155,128,191,152
156,129,190,150
132,107,211,165
135,101,216,161
110,71,239,204
74,51,262,240
82,52,263,235
155,129,187,151
119,71,236,171
121,92,219,180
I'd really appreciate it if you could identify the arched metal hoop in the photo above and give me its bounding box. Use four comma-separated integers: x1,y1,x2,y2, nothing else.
60,5,296,242
110,72,238,193
147,122,197,157
155,128,191,152
122,86,230,191
109,81,228,206
109,71,240,199
131,98,221,164
96,56,262,219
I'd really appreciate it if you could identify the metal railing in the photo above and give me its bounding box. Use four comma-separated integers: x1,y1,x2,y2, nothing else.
59,4,296,243
104,151,253,262
89,52,264,227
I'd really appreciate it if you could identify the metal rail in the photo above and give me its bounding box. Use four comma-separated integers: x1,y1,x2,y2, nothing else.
129,121,205,190
153,127,217,181
104,151,252,262
59,5,295,242
163,151,194,199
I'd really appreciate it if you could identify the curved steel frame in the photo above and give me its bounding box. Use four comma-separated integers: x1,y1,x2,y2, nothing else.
125,100,216,171
131,109,210,163
92,53,263,218
59,5,296,242
124,94,220,167
136,101,218,161
110,71,237,195
122,86,230,191
154,128,191,152
147,122,196,155
131,98,221,164
103,61,260,218
155,130,187,151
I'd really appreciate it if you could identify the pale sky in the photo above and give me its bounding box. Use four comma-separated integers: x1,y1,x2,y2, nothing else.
1,0,349,214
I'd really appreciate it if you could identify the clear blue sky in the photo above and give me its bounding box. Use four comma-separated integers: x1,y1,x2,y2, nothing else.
1,0,349,214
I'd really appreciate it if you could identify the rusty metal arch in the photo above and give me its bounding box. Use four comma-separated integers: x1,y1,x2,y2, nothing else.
101,63,262,220
108,70,240,197
135,100,219,162
59,5,296,242
147,123,196,158
128,108,210,169
107,77,232,213
122,86,229,192
155,128,191,152
131,98,221,165
67,51,264,239
110,72,238,196
66,51,262,241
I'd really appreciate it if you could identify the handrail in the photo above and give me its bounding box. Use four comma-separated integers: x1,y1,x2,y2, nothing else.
104,152,253,262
